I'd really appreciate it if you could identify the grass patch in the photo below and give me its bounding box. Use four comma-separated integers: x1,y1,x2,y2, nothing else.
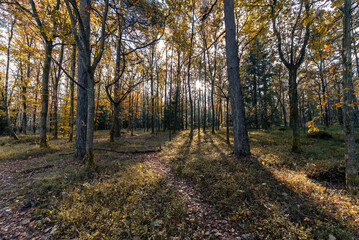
2,128,358,239
13,131,197,239
0,135,73,161
55,164,191,239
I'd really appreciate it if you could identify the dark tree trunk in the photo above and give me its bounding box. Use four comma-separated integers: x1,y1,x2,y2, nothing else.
4,21,18,140
211,44,218,134
33,70,40,134
39,41,53,147
110,102,120,142
342,0,358,189
151,46,155,134
21,84,27,134
75,54,88,157
187,5,195,134
69,45,76,142
53,43,64,139
173,50,181,133
289,68,300,152
337,84,344,125
164,47,168,132
226,97,230,144
74,0,90,158
253,74,259,129
203,52,207,132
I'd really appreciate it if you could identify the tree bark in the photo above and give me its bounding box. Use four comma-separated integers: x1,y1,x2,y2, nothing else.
151,46,155,134
75,50,88,157
226,96,230,144
39,41,53,147
74,0,90,158
21,75,27,135
223,0,250,156
53,43,64,139
33,69,40,134
4,20,18,140
342,0,358,189
69,45,76,142
289,68,300,152
187,4,195,134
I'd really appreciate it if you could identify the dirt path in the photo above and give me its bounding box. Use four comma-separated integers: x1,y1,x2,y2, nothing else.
0,155,80,240
143,153,242,240
0,157,49,240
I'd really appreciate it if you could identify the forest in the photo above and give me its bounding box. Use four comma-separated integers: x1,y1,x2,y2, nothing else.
0,0,359,239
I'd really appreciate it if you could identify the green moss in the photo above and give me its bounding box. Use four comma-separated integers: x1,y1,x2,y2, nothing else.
39,134,49,148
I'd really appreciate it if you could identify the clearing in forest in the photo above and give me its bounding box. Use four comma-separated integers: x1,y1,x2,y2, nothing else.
0,128,358,239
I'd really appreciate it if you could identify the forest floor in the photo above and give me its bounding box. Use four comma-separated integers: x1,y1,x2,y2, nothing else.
0,127,358,239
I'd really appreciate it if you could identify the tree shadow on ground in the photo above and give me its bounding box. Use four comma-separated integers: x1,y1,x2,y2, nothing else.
168,130,358,239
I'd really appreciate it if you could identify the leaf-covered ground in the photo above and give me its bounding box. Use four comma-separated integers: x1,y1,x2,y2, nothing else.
0,127,358,239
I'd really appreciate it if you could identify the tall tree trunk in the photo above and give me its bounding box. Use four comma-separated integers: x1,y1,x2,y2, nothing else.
112,23,123,140
164,47,168,132
151,46,155,134
75,0,90,158
39,41,53,147
223,0,250,156
289,68,300,152
203,52,207,132
173,50,181,133
156,69,160,133
253,74,259,129
110,102,120,142
4,20,18,140
282,95,287,127
53,43,64,139
187,5,195,134
21,82,27,134
198,89,201,135
94,82,101,130
342,0,358,189
319,60,329,129
69,45,76,142
169,47,174,140
211,44,218,134
85,72,95,167
130,93,134,136
351,29,359,127
226,97,230,144
33,70,40,134
337,83,344,125
75,53,88,157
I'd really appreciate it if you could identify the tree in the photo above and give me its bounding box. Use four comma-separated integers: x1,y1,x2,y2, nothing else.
3,17,18,140
223,0,250,156
64,0,110,165
271,0,312,152
14,0,62,147
342,0,358,189
244,39,274,129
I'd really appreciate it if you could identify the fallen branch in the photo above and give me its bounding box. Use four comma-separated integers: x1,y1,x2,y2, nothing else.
20,164,54,174
94,148,161,154
58,152,75,156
